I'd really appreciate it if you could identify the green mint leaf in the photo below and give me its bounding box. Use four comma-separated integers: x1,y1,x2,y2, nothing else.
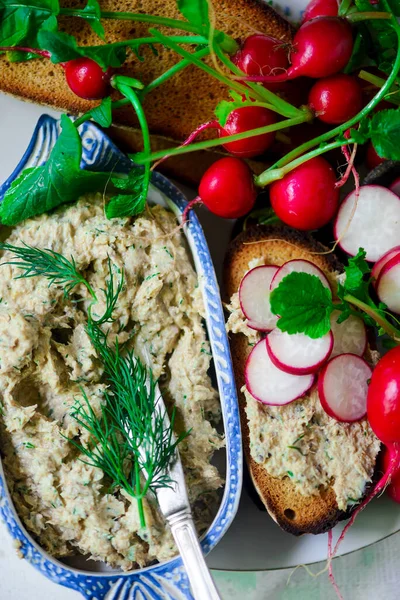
350,118,371,145
177,0,209,29
0,0,59,46
0,115,109,226
84,97,113,128
369,108,400,160
81,0,105,40
106,166,148,219
270,272,334,339
342,248,370,292
38,29,126,69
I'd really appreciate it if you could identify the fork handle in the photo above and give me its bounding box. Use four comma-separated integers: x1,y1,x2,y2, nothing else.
168,510,221,600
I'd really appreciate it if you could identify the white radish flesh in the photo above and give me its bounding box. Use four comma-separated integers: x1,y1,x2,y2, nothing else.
334,185,400,262
270,259,331,291
376,255,400,314
245,339,314,406
318,354,372,422
330,310,367,358
371,246,400,286
266,328,333,375
239,265,279,331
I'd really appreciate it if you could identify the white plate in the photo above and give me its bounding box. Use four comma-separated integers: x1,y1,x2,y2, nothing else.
1,31,399,574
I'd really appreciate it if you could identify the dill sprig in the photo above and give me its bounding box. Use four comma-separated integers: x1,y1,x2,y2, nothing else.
2,242,190,528
0,242,96,300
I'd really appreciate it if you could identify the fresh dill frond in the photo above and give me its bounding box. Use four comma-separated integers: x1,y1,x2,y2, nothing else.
0,242,96,300
88,257,124,326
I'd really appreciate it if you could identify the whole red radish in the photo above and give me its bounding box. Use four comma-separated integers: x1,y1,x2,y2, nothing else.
64,58,112,100
366,142,385,170
197,157,257,218
301,0,338,23
219,106,277,158
382,446,400,502
367,346,400,444
308,74,363,124
233,34,289,91
238,18,353,83
269,156,339,230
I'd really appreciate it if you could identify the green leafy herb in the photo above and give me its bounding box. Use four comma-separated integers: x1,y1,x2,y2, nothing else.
215,90,252,126
368,108,400,159
0,115,109,226
105,166,148,219
270,272,333,339
80,0,105,40
0,242,96,299
37,29,126,69
177,0,210,29
82,96,113,128
0,0,59,47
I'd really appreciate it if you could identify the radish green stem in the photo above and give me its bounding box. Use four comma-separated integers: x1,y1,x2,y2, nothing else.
259,8,400,176
255,138,356,186
131,113,312,162
358,70,400,105
339,0,353,16
59,8,239,54
148,28,296,114
347,11,392,21
344,295,400,340
212,43,303,119
106,35,209,49
0,46,50,58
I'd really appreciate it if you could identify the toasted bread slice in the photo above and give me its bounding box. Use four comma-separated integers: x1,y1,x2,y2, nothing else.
224,225,376,536
0,0,292,144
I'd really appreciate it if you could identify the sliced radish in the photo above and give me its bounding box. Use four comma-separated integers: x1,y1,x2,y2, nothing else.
318,354,372,422
376,254,400,314
270,259,331,292
371,246,400,287
239,265,279,331
245,339,314,406
330,310,367,358
334,185,400,262
266,328,333,375
390,177,400,197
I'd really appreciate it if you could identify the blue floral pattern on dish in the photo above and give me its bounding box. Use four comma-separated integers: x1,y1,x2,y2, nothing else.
0,115,242,599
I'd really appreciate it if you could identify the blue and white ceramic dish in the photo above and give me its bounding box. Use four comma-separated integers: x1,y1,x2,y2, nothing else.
0,115,242,600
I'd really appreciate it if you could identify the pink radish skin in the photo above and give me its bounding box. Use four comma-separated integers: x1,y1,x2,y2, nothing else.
266,329,333,375
239,265,279,331
334,185,400,262
371,246,400,287
390,176,400,197
301,0,338,23
318,353,372,422
376,253,400,314
239,17,353,83
270,259,331,292
330,311,367,358
245,339,315,406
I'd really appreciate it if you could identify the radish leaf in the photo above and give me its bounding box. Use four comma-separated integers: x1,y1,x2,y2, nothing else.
177,0,209,29
81,0,105,41
270,272,333,339
368,108,400,160
84,97,113,128
105,166,148,219
0,0,59,46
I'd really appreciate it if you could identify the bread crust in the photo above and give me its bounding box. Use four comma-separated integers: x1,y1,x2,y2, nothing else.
224,225,357,536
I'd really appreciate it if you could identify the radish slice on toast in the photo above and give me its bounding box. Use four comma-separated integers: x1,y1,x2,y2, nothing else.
371,246,400,286
239,265,279,331
270,259,331,291
266,328,333,375
376,254,400,314
330,310,367,358
245,339,314,405
318,354,372,422
334,185,400,262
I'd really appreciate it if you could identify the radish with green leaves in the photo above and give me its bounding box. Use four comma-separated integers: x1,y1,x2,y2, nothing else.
301,0,338,23
269,157,339,230
239,266,279,331
233,34,290,91
64,58,113,100
334,185,400,262
308,74,363,124
238,18,353,83
245,339,315,406
219,106,277,158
